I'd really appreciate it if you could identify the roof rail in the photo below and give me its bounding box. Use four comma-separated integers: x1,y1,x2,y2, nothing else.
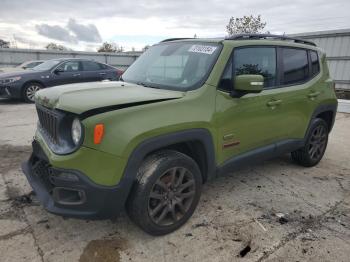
160,38,194,43
225,34,316,46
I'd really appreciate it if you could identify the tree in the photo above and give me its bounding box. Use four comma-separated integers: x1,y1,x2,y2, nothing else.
98,42,124,53
46,42,68,51
0,39,10,48
226,15,266,36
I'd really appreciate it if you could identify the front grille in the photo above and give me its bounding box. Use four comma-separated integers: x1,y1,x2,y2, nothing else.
36,105,59,144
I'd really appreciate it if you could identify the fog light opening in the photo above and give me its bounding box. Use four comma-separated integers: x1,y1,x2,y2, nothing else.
53,187,86,205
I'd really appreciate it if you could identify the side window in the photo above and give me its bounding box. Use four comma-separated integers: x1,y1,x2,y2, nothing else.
281,48,309,85
99,63,109,70
58,61,80,72
234,47,277,88
82,61,102,71
310,51,320,77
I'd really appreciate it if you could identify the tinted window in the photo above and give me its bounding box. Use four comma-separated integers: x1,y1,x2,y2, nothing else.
234,47,277,88
282,48,308,85
82,61,101,71
310,51,320,77
58,61,80,72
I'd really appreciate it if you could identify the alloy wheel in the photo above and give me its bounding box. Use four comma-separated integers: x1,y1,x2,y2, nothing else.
148,167,196,226
26,85,41,102
308,125,327,161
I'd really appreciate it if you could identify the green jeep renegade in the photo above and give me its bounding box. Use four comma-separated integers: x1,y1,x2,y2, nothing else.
22,34,338,235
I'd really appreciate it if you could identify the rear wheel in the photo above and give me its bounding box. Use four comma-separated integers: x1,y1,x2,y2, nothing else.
22,82,43,103
291,118,328,167
127,150,202,235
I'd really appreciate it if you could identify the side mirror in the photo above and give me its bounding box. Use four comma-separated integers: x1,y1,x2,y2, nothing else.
232,74,264,97
54,68,64,74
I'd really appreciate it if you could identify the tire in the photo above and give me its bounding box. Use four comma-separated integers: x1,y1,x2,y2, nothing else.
22,82,43,103
291,118,329,167
127,150,202,235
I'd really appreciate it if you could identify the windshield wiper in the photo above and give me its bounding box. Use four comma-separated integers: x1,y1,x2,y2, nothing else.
136,81,159,89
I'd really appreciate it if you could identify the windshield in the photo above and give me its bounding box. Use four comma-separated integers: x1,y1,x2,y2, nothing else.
32,60,60,71
122,42,221,90
16,62,28,68
17,61,42,69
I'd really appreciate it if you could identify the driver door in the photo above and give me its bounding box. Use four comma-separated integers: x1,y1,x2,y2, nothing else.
215,46,289,164
49,61,82,86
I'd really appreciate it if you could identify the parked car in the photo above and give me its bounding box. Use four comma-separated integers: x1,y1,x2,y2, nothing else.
0,58,123,102
0,60,44,74
22,34,337,235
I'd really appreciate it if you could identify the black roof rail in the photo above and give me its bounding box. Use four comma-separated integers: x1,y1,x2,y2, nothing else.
225,34,316,46
160,38,194,43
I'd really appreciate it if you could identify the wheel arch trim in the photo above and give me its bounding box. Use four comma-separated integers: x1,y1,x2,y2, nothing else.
118,128,216,207
305,103,337,138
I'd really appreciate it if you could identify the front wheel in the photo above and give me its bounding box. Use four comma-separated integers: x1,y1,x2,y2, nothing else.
291,118,329,167
127,150,202,235
22,82,43,103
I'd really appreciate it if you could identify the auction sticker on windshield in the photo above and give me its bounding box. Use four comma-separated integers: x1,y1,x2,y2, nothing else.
188,45,217,55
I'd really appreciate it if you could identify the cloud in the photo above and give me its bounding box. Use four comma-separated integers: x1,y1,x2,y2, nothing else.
36,24,77,43
67,19,102,42
35,19,101,43
1,0,350,50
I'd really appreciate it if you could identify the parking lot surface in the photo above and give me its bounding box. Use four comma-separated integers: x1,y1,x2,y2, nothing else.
0,98,349,262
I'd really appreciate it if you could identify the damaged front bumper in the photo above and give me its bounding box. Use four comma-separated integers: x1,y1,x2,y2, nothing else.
22,140,128,219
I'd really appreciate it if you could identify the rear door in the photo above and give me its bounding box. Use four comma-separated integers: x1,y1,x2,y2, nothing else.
50,60,82,86
267,47,317,140
81,61,108,82
99,63,120,80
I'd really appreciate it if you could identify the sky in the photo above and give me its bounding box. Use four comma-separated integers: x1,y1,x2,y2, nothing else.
0,0,349,51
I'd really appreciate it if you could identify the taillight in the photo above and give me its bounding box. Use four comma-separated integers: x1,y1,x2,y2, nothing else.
116,69,123,76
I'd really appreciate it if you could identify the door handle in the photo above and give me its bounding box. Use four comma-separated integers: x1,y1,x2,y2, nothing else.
73,73,80,77
308,91,320,99
99,72,106,75
266,99,282,107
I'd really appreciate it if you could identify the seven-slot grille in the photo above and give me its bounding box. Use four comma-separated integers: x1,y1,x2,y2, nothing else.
36,105,59,143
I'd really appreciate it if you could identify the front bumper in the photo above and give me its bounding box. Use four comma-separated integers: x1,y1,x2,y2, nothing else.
0,85,11,98
0,82,22,99
22,140,128,219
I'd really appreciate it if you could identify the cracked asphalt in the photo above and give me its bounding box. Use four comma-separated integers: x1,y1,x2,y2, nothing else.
0,98,349,262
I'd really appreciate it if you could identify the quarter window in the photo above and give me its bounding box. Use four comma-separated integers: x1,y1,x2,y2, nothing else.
281,48,309,85
234,47,277,88
310,51,320,77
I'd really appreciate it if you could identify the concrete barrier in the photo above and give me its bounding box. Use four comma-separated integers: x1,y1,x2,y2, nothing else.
338,99,350,113
0,48,142,70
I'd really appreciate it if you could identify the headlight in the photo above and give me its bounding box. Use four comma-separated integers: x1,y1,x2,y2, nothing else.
71,118,82,145
0,76,22,84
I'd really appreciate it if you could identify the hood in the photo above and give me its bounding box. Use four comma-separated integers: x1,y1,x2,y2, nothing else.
0,67,25,74
35,81,185,114
0,69,42,78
